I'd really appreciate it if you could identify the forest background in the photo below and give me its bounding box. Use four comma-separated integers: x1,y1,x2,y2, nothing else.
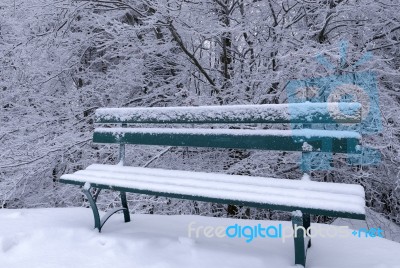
0,0,399,231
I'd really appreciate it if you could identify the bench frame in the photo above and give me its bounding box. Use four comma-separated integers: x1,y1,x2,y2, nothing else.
59,103,366,267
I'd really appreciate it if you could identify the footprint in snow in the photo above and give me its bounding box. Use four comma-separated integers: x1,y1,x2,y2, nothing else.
1,233,27,252
178,237,195,246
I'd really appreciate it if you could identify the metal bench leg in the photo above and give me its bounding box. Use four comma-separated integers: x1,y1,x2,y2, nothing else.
82,184,101,231
303,213,312,248
82,184,130,232
292,211,306,267
120,191,131,222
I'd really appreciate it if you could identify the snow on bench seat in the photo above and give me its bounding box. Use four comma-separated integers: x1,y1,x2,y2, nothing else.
95,102,362,124
60,164,365,219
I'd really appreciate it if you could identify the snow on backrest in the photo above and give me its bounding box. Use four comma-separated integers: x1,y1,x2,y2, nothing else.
95,102,362,124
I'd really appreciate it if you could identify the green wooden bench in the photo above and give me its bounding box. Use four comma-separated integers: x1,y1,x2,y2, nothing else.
58,102,365,267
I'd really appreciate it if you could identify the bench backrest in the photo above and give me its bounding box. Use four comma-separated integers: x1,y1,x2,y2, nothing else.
93,103,362,154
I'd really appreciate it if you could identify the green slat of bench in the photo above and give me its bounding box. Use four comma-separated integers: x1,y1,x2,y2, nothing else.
93,129,361,153
95,103,362,124
59,178,365,220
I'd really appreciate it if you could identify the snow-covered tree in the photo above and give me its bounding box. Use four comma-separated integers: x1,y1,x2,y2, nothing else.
0,0,399,228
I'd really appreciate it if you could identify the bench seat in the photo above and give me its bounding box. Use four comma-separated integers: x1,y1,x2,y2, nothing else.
60,164,365,219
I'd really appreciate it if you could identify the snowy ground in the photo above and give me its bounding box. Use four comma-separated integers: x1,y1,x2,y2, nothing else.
0,208,399,268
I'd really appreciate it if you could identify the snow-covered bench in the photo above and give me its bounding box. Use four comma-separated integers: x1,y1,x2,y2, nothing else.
58,103,365,267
